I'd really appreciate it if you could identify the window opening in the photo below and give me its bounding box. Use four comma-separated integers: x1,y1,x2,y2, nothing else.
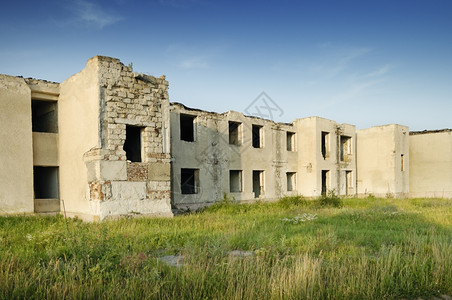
286,172,296,191
180,114,195,142
253,170,264,198
252,125,263,148
34,166,59,199
32,100,58,133
321,132,329,159
287,132,295,151
181,168,199,194
230,170,243,192
229,121,241,145
123,126,143,162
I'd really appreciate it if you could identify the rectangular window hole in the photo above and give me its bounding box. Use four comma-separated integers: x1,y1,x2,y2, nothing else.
346,171,352,195
253,170,264,198
287,131,295,151
230,170,243,192
286,172,296,191
252,125,263,148
340,136,352,161
180,114,196,142
321,132,329,159
181,168,199,194
32,100,58,133
229,121,241,145
321,170,329,195
123,125,144,162
34,166,59,199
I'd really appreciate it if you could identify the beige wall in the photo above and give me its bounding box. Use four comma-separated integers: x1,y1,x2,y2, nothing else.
59,57,101,220
295,116,356,197
0,75,34,213
409,131,452,198
356,124,409,197
170,104,298,209
33,132,59,166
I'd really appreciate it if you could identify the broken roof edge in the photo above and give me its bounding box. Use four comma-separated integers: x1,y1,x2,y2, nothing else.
357,123,409,131
293,115,356,128
410,128,452,135
170,102,295,127
22,77,60,85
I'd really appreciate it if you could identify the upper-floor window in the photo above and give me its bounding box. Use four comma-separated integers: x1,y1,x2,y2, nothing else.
340,136,352,161
32,100,58,133
180,114,196,142
287,131,296,151
321,131,329,159
252,125,263,148
229,121,242,145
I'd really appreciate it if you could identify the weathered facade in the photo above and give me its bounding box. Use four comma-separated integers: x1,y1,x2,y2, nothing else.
356,124,410,197
1,56,172,221
1,56,451,220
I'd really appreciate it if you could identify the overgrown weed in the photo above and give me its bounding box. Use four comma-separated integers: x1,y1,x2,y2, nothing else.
317,190,343,208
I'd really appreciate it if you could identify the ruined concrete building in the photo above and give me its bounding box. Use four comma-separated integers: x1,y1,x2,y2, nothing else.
1,56,451,220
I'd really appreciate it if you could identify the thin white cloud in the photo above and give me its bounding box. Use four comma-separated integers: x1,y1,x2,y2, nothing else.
166,42,229,70
314,78,384,111
301,45,393,111
178,57,209,69
54,0,124,29
364,64,392,78
310,46,372,79
75,0,123,28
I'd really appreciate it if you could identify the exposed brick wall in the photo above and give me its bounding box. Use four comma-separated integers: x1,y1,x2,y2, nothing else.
84,56,172,218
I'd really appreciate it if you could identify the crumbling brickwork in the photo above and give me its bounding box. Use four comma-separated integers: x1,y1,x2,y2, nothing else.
84,56,172,219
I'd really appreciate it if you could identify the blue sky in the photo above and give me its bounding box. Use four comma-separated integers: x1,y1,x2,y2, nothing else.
1,0,451,130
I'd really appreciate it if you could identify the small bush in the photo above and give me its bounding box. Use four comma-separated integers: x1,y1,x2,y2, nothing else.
277,195,308,208
202,193,237,212
317,190,343,208
366,193,377,200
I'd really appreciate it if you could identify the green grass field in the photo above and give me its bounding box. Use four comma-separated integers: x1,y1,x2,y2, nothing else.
1,196,452,299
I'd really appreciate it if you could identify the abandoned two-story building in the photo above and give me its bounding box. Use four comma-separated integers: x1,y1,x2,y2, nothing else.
1,56,452,220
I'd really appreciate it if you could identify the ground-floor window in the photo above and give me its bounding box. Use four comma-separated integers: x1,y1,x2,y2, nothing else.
181,168,199,194
286,172,296,191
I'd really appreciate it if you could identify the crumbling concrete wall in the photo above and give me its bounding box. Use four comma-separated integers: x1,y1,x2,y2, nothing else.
356,124,409,197
170,103,298,210
409,130,452,198
294,116,356,197
0,75,34,213
60,56,172,221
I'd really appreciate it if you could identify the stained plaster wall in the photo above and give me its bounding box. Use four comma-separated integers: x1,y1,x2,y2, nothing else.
0,75,34,213
356,124,409,197
295,116,356,197
409,130,452,198
59,57,101,220
170,103,298,209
